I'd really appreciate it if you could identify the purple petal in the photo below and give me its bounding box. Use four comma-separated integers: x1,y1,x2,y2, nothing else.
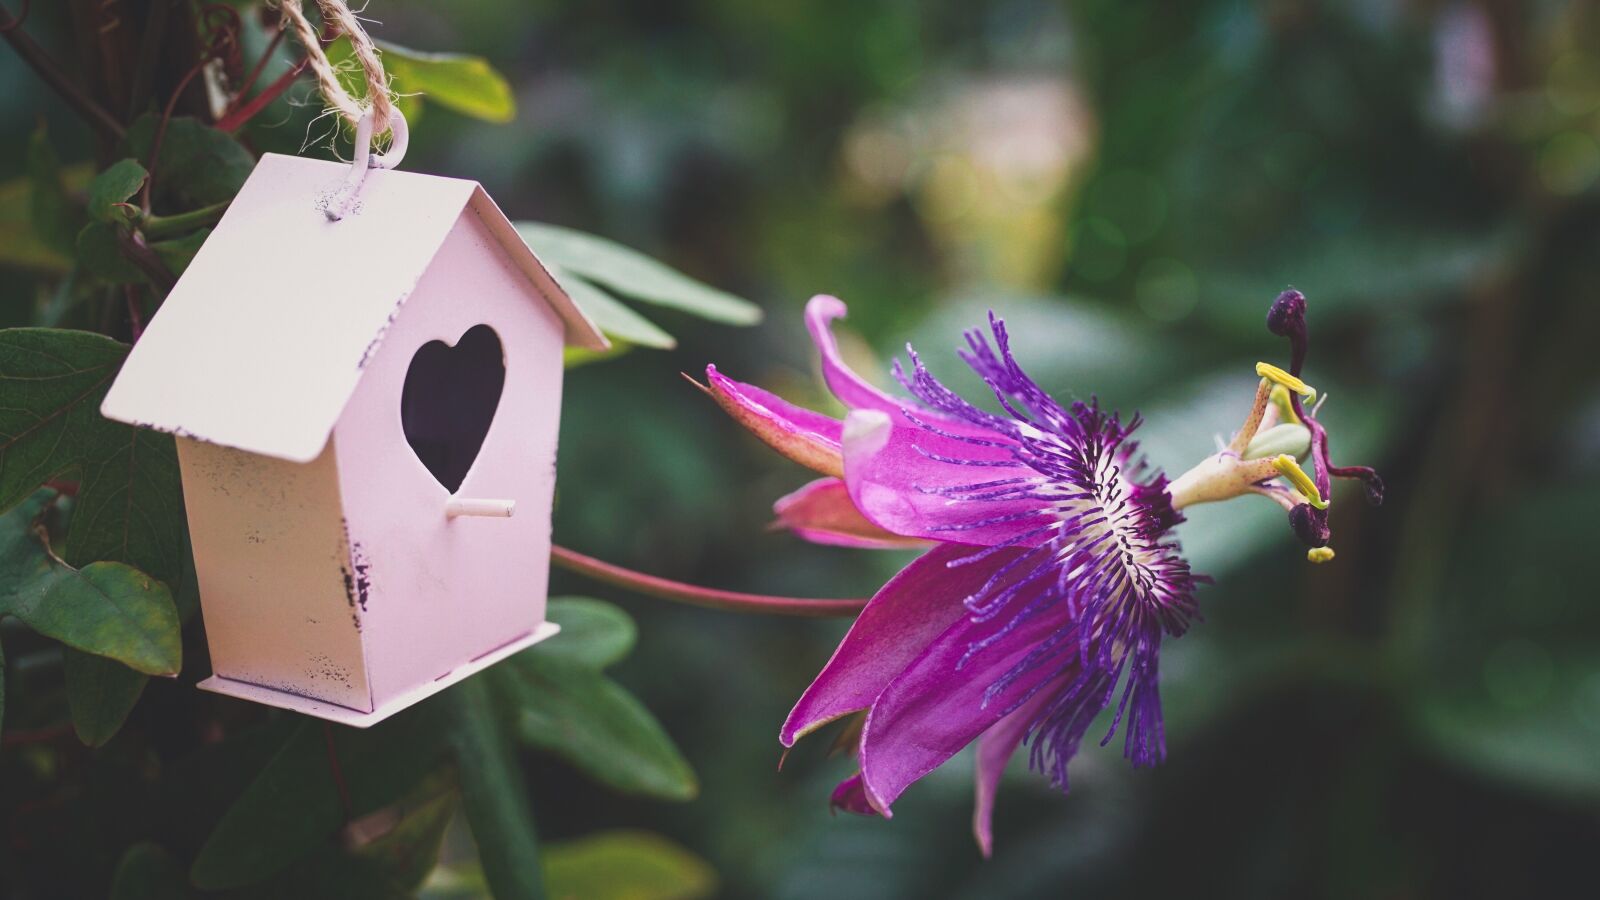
703,364,843,476
973,679,1061,858
841,409,1057,548
780,543,1030,746
857,568,1068,817
773,478,933,549
829,772,879,816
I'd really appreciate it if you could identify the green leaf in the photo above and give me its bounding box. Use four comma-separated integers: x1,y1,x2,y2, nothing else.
150,227,210,277
516,223,761,326
64,649,148,747
87,160,149,225
539,597,637,668
76,222,145,284
1,561,178,675
0,330,188,745
377,40,517,123
124,116,254,212
544,831,716,900
192,703,456,889
350,772,458,891
562,342,634,369
451,678,545,900
109,842,189,900
0,330,189,584
493,663,698,802
490,599,697,801
551,268,676,349
0,492,179,676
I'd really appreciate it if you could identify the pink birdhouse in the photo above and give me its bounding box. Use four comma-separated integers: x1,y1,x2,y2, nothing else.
100,153,608,727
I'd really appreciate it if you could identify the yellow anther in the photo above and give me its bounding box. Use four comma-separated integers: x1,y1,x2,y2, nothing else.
1256,362,1315,399
1269,383,1301,426
1307,547,1336,564
1273,454,1329,509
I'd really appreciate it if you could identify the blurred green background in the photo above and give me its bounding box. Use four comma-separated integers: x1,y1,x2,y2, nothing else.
4,0,1599,897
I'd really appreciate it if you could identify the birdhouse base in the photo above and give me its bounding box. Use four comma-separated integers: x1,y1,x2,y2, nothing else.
196,621,560,727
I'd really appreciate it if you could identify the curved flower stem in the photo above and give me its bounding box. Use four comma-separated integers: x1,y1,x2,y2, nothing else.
550,544,868,618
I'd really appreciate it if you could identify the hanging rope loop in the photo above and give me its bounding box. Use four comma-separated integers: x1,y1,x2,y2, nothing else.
272,0,396,137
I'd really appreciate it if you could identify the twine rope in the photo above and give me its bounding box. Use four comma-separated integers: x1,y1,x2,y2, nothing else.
273,0,395,136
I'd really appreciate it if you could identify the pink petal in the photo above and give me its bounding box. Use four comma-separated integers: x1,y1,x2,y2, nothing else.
804,295,908,414
857,569,1068,817
841,409,1056,548
780,542,1031,746
773,478,933,550
829,772,878,816
973,679,1061,858
702,364,843,476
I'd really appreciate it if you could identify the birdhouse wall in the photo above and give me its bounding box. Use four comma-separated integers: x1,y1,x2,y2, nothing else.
330,207,567,710
176,436,373,710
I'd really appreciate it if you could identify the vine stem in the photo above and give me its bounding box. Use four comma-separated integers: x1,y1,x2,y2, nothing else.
550,544,868,618
0,2,126,143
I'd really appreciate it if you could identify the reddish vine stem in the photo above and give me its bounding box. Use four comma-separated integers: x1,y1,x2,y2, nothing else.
229,22,288,105
0,2,125,142
550,543,869,618
322,722,353,819
215,56,307,133
0,722,73,748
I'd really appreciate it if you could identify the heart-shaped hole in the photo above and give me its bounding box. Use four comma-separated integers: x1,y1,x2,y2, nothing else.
400,324,506,493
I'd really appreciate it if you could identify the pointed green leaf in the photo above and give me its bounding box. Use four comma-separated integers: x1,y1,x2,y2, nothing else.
516,223,761,326
87,160,149,225
491,600,696,801
64,649,149,747
550,269,676,350
451,678,545,900
150,227,210,277
351,773,457,891
192,702,456,889
493,661,698,802
124,116,254,211
76,222,145,283
0,493,179,676
0,330,188,586
544,831,716,900
376,40,517,123
109,842,189,900
0,329,188,744
540,597,637,669
0,561,178,674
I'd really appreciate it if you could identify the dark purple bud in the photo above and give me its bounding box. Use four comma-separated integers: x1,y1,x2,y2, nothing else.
1266,290,1306,337
1289,502,1330,547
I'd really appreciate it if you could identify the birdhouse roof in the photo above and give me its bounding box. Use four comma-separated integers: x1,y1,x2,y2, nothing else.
101,153,607,463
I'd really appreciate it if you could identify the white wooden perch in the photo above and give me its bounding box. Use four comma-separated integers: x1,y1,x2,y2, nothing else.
446,498,516,518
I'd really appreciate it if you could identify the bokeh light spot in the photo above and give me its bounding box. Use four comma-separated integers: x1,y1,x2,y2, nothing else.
1538,132,1600,196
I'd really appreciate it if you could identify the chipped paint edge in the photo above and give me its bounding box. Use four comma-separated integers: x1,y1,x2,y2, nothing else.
197,621,559,728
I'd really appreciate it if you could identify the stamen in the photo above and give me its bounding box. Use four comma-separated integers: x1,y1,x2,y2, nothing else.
1307,547,1335,564
1273,455,1328,509
1269,384,1300,426
1255,361,1315,399
1226,378,1273,455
